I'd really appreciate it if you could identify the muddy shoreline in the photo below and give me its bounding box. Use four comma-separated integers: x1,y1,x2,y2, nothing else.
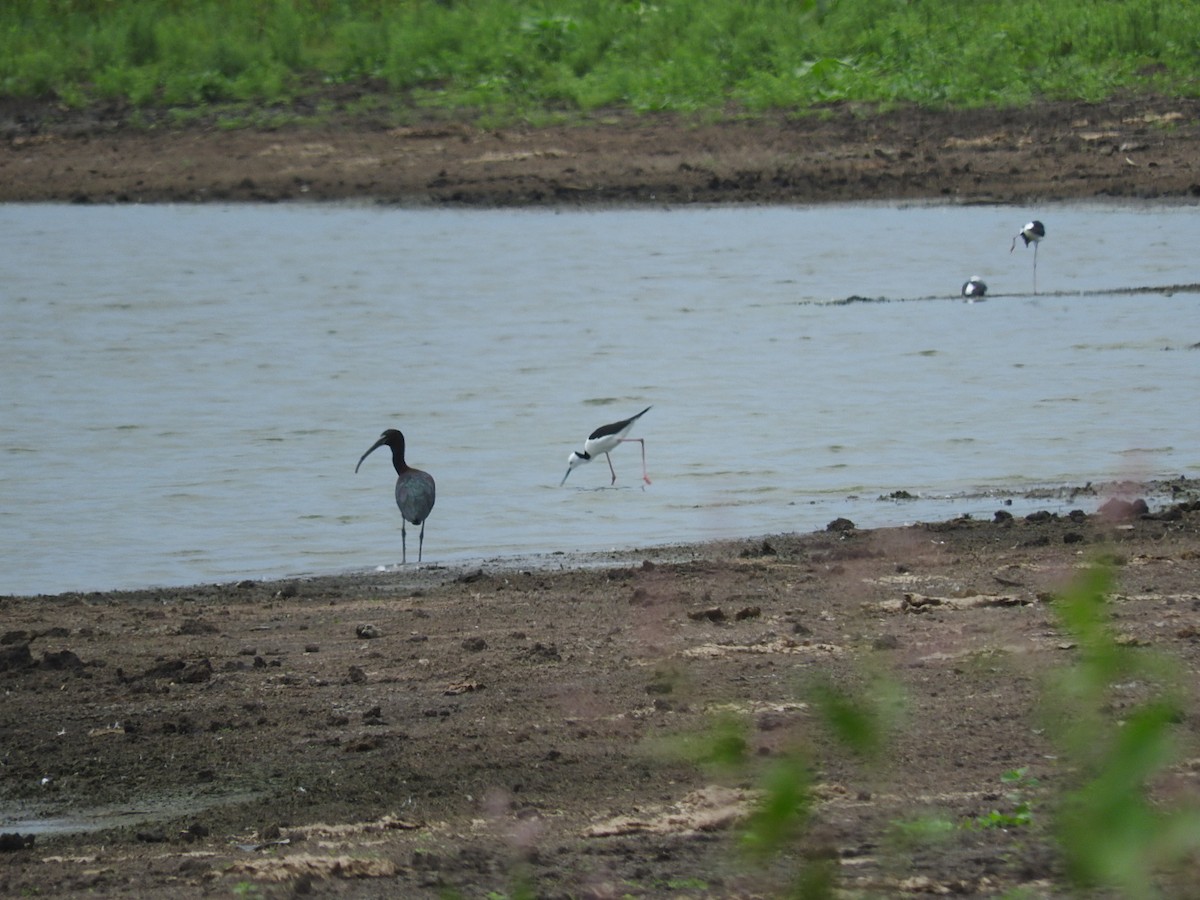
4,97,1200,206
5,486,1200,897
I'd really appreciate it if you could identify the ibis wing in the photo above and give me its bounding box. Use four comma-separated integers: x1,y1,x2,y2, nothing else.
395,472,436,526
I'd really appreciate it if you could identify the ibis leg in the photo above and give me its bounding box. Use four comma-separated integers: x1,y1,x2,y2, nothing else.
418,521,425,563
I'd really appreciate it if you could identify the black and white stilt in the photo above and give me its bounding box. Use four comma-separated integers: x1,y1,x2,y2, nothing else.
961,276,988,300
1010,220,1045,294
561,406,652,487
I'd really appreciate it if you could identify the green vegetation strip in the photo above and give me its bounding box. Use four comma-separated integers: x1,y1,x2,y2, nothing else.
2,0,1198,122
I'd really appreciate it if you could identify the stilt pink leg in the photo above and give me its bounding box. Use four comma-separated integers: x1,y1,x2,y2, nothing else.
604,452,617,485
618,438,651,486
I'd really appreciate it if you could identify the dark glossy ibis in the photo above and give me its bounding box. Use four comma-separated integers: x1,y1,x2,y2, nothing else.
356,429,435,564
561,406,652,487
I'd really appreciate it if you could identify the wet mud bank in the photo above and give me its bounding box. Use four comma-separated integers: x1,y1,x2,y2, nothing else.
4,97,1200,206
4,484,1200,896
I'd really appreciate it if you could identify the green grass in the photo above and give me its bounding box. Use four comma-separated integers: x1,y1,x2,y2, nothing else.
666,563,1200,898
964,767,1040,831
1043,563,1200,898
2,0,1198,124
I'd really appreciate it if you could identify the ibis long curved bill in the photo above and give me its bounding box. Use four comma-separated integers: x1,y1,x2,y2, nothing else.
355,434,389,473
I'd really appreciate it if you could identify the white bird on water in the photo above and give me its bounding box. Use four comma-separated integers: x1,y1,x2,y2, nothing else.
561,406,652,487
1010,220,1045,294
961,276,988,300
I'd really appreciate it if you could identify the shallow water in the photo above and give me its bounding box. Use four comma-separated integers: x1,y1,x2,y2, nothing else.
0,790,260,836
3,202,1199,595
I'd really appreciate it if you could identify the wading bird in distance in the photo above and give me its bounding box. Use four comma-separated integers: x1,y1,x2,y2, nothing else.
356,428,435,564
1010,220,1045,293
961,276,988,299
561,406,652,488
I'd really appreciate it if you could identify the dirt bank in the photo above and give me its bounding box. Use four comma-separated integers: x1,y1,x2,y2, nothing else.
4,489,1200,897
3,96,1200,206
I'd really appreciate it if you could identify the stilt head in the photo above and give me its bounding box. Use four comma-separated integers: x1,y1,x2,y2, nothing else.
561,450,590,485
